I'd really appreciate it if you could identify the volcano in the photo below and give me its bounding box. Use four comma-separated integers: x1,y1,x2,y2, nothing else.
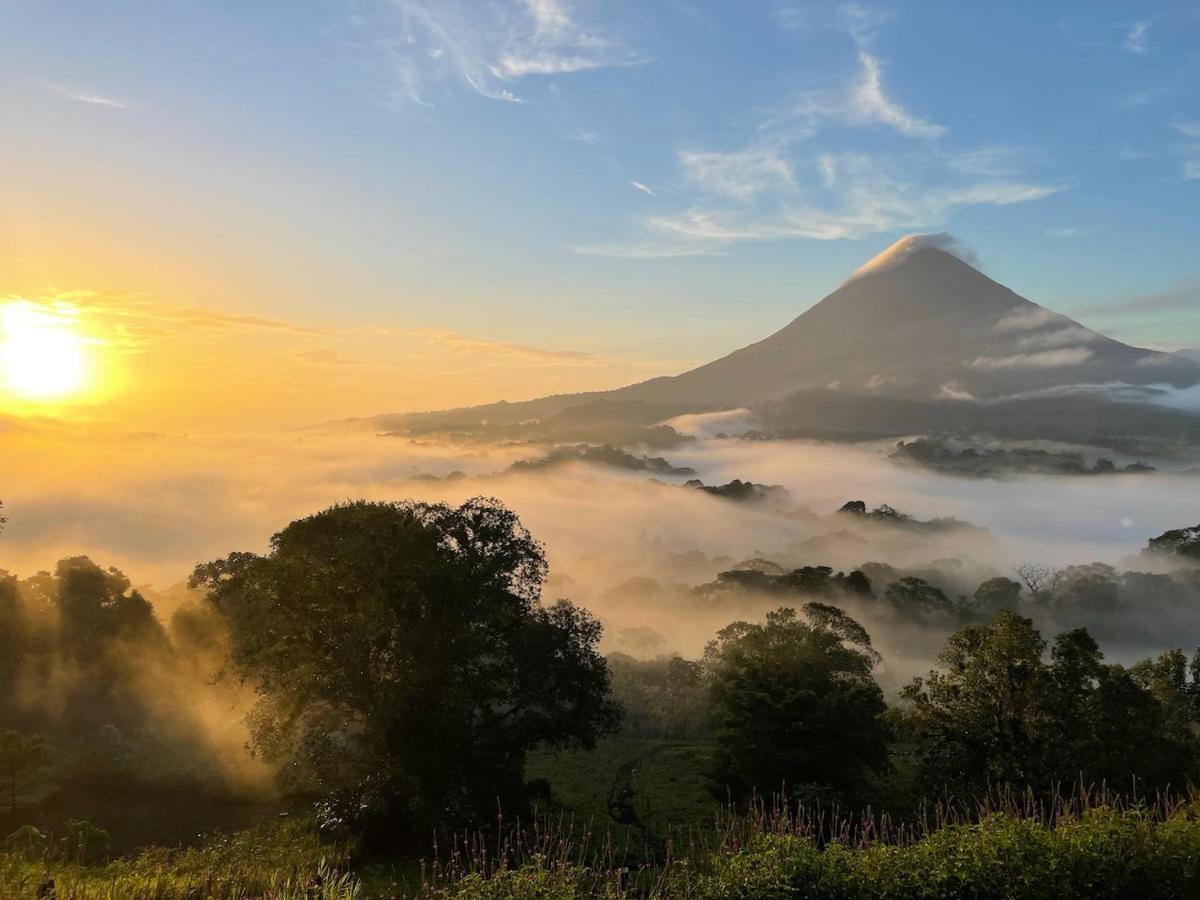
359,235,1200,449
606,235,1198,407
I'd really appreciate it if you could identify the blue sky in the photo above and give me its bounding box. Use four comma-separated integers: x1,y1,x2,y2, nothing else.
1,0,1198,399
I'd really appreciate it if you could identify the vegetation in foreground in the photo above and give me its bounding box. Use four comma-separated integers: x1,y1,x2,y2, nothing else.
8,793,1200,899
418,794,1200,900
0,821,360,899
6,497,1200,897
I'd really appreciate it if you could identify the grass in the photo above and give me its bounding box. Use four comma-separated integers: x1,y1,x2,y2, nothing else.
8,753,1200,898
525,738,719,842
0,820,362,899
417,790,1200,899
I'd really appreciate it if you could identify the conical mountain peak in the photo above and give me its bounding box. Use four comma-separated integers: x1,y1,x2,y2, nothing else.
604,235,1199,407
845,233,982,284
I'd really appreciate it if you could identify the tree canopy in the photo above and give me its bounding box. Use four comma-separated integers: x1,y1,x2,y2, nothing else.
703,604,889,803
898,611,1200,797
190,497,619,843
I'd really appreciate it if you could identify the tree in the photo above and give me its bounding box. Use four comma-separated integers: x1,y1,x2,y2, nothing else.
0,731,47,812
973,577,1022,617
607,653,708,739
703,604,889,802
898,612,1200,798
190,498,619,843
1014,563,1063,606
1146,525,1200,564
1055,564,1120,614
52,557,164,665
884,577,954,622
899,612,1052,795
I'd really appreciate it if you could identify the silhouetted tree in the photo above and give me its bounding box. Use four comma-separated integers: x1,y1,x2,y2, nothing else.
973,577,1022,617
885,576,954,622
191,498,619,845
1015,563,1064,606
704,605,889,803
1147,524,1200,564
1056,564,1120,614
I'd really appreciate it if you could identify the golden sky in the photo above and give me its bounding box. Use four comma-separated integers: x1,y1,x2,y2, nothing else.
0,290,683,431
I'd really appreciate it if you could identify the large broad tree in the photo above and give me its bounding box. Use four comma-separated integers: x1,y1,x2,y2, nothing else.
190,498,619,842
703,603,889,803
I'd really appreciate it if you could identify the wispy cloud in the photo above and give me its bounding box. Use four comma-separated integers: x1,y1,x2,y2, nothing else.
970,348,1095,370
1015,326,1101,351
1082,280,1200,317
679,145,795,201
581,150,1063,257
413,328,605,364
571,239,728,259
1045,226,1096,238
1125,21,1150,54
787,49,946,139
779,5,945,139
378,0,646,105
13,292,614,372
46,84,127,109
848,51,946,137
995,308,1060,333
629,181,655,196
1171,121,1200,179
580,5,1060,258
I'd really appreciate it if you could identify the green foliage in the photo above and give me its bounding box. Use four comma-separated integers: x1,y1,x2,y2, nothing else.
883,577,956,623
607,655,708,739
972,577,1021,616
191,498,620,843
525,737,719,842
897,611,1200,797
690,805,1200,900
703,606,889,803
0,821,361,899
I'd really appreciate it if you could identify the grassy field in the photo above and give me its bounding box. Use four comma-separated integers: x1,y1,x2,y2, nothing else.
7,793,1200,898
526,737,719,844
0,821,360,899
9,743,1194,898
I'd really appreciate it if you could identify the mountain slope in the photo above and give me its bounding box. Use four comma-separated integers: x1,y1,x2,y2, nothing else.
348,235,1200,449
606,236,1198,406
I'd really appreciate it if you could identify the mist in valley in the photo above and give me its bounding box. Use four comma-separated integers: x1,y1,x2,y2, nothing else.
5,417,1200,672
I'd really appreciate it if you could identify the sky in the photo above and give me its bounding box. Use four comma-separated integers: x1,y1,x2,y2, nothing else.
1,0,1198,429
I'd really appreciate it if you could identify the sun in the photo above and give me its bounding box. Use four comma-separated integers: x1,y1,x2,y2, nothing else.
1,300,90,401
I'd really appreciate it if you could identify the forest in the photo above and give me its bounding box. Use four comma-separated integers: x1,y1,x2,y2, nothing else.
4,497,1200,898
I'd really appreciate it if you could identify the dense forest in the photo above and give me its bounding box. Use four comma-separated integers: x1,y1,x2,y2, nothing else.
4,497,1200,897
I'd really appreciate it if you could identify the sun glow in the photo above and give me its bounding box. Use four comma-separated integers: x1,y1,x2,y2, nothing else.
1,300,92,401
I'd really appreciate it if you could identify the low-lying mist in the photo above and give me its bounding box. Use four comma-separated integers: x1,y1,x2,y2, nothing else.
4,417,1200,825
4,420,1196,615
